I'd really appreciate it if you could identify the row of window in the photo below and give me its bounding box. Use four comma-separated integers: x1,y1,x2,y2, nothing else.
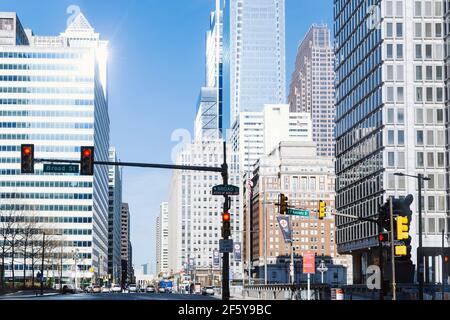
0,122,93,129
0,145,83,153
0,52,84,59
0,75,93,83
0,63,79,71
0,133,93,141
0,204,92,212
0,181,92,188
0,110,93,118
0,193,92,200
0,216,92,224
0,99,93,106
0,86,94,94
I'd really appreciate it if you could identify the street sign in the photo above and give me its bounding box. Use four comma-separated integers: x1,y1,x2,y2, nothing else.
212,184,240,196
44,164,79,174
303,253,315,274
317,261,328,273
219,239,234,253
287,208,310,217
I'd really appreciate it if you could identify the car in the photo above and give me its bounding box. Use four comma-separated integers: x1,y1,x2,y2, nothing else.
92,285,102,293
158,287,166,293
62,284,76,294
84,286,93,293
101,286,110,293
202,287,215,296
146,285,156,293
128,284,137,293
111,284,122,293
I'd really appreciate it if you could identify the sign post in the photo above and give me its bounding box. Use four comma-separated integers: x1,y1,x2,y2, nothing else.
317,260,328,284
303,252,315,300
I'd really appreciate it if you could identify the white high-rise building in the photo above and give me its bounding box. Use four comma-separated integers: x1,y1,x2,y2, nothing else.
0,12,109,284
156,202,169,275
288,24,335,157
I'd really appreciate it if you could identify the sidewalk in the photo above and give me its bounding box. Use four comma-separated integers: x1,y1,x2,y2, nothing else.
0,290,60,299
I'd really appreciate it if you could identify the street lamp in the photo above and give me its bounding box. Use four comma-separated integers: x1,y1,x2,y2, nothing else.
394,172,430,300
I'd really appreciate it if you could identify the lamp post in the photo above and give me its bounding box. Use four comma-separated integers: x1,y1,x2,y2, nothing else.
394,173,430,300
40,232,45,296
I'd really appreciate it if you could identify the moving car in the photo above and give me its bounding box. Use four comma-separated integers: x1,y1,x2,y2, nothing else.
146,285,156,293
62,284,76,294
202,287,215,296
128,284,137,293
84,286,93,293
158,280,173,293
111,284,122,293
92,285,102,293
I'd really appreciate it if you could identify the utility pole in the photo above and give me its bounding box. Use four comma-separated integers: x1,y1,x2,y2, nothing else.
221,141,230,301
377,211,384,301
417,174,424,300
389,197,396,300
40,232,45,296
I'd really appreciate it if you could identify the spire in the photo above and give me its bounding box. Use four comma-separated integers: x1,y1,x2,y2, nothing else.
65,12,94,33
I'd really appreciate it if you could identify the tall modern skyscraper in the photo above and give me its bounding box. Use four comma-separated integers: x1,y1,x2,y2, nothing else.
0,12,109,283
223,0,286,127
108,147,122,283
335,1,448,285
288,24,335,157
156,202,169,275
120,203,132,284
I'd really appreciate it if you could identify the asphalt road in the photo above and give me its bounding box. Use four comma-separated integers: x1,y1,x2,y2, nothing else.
28,292,219,300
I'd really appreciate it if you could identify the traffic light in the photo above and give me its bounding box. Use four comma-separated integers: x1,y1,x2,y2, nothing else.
396,216,409,240
319,200,326,220
279,194,289,215
222,212,231,238
80,146,94,176
21,144,34,174
378,231,390,243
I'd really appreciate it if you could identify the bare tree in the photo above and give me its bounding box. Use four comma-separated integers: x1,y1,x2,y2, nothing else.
19,211,39,289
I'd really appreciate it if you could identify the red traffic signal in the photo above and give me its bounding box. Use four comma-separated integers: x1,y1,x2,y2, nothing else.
445,256,449,263
21,144,34,174
223,212,231,222
379,232,389,243
80,146,94,176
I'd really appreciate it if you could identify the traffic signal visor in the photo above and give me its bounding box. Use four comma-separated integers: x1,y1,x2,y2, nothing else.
80,146,94,176
223,212,231,222
396,216,409,240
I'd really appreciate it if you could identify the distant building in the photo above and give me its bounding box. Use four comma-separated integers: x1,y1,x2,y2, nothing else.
288,24,335,157
108,147,122,284
156,202,169,275
244,141,352,285
121,203,133,284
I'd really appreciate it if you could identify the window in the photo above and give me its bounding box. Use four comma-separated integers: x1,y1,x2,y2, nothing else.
396,23,403,37
427,130,434,145
415,44,422,59
397,87,404,102
415,1,422,16
426,87,433,102
415,66,422,81
425,23,432,37
396,44,403,59
416,87,423,102
388,152,395,167
417,152,424,167
387,44,394,59
416,130,424,145
387,87,394,102
415,23,422,37
397,109,404,123
428,217,436,233
427,152,435,167
425,45,432,59
436,88,443,102
435,23,442,37
387,109,394,123
396,1,403,16
388,130,395,145
416,109,424,124
387,65,394,81
426,66,433,80
398,152,405,168
397,65,404,81
437,152,445,167
436,66,443,80
386,23,393,37
398,130,405,145
386,1,393,16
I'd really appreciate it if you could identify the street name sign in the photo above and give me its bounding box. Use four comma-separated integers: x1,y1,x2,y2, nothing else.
287,208,310,217
212,184,240,196
44,164,79,174
219,239,234,253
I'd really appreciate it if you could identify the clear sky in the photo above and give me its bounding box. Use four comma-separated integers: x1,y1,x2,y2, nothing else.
3,0,333,273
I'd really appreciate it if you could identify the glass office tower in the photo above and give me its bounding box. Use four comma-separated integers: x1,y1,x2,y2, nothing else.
0,12,109,285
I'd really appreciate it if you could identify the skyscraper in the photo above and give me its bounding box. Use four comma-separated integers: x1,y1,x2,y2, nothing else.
108,147,122,283
156,202,169,276
334,0,448,285
288,24,335,157
120,203,132,284
0,12,109,284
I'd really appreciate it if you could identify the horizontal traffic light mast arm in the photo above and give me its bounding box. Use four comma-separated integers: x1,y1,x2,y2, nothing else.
332,212,378,224
35,158,224,173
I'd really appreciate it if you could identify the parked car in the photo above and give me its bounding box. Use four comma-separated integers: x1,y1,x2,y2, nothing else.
158,286,166,293
128,284,137,293
202,287,215,296
101,286,110,293
146,285,156,293
111,284,122,293
84,286,93,293
92,285,102,293
62,284,76,294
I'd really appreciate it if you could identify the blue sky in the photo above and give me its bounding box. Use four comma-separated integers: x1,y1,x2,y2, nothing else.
3,0,333,273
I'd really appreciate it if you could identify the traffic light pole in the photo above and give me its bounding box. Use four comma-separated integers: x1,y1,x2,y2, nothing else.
389,197,396,300
221,141,230,301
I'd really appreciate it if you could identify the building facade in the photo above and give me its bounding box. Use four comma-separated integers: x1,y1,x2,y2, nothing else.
244,141,352,285
108,147,122,283
334,0,449,284
0,12,109,284
156,202,169,276
288,24,335,157
120,202,133,284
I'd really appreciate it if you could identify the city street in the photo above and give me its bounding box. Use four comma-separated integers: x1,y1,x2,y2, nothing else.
3,293,219,301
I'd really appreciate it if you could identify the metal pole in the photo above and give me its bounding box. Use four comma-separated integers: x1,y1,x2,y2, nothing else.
60,243,63,294
263,183,267,286
418,174,424,300
389,197,396,300
290,241,294,285
443,229,445,301
378,216,384,301
307,273,311,301
40,232,45,296
222,141,230,301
